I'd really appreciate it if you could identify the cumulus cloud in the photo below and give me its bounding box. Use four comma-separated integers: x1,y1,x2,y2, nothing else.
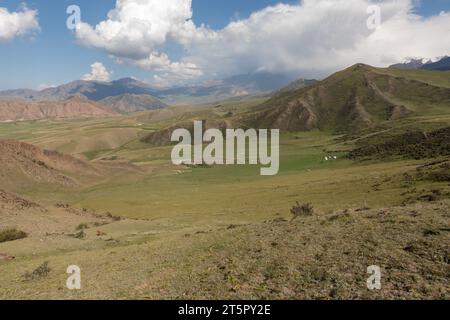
185,0,450,78
74,0,201,80
0,5,40,42
74,0,450,81
75,0,195,58
82,62,112,82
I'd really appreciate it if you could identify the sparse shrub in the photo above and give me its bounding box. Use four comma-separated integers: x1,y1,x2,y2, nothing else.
104,212,121,221
24,261,50,281
290,202,314,222
349,127,450,160
75,223,89,231
93,221,107,227
0,228,27,243
72,230,86,239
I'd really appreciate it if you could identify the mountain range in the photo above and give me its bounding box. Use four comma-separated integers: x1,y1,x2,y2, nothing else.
140,63,450,145
0,72,306,105
99,94,168,113
0,72,315,120
390,56,450,71
0,78,158,102
2,64,449,129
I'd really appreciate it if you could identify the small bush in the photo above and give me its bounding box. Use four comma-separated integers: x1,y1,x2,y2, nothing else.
75,223,89,231
290,202,314,222
24,261,51,281
73,230,86,239
0,228,27,243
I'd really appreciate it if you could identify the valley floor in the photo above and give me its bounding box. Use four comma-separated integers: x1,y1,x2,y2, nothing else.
0,109,449,299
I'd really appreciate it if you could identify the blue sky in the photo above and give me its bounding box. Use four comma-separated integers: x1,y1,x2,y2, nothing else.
0,0,449,90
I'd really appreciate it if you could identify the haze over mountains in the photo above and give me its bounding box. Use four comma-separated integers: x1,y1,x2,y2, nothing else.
0,78,158,102
0,72,303,104
99,94,168,114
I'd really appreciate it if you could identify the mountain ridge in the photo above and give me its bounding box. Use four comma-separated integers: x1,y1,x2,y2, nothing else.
99,93,167,114
238,64,450,133
0,73,310,105
0,96,117,122
390,56,450,71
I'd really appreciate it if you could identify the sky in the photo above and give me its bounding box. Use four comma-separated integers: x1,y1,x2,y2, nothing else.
0,0,449,90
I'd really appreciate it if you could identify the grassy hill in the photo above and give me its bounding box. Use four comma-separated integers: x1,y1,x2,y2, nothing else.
240,64,450,132
138,64,450,146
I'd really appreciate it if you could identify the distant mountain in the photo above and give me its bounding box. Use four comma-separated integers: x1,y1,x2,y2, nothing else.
239,64,450,133
421,57,450,71
99,94,167,114
158,72,300,103
390,56,450,71
0,73,313,106
272,78,318,97
41,77,160,101
0,78,158,102
389,58,432,70
222,72,297,92
0,96,116,122
0,88,39,100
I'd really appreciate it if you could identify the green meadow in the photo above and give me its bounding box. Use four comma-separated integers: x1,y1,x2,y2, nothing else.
0,101,448,299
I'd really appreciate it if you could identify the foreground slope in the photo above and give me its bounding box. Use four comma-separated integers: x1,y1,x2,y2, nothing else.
0,200,448,299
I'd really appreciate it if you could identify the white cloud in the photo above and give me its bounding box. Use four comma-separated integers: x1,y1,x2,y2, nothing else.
115,52,202,79
0,5,40,42
75,0,195,58
74,0,450,81
74,0,202,80
82,62,112,82
185,0,450,78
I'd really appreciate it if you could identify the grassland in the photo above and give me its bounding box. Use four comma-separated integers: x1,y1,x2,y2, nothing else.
0,97,448,299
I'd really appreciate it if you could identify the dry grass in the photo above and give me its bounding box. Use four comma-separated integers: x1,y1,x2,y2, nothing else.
0,200,448,299
23,261,51,281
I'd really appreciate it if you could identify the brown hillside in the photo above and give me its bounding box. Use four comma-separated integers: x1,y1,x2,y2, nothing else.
0,140,99,188
0,189,118,238
0,96,116,122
